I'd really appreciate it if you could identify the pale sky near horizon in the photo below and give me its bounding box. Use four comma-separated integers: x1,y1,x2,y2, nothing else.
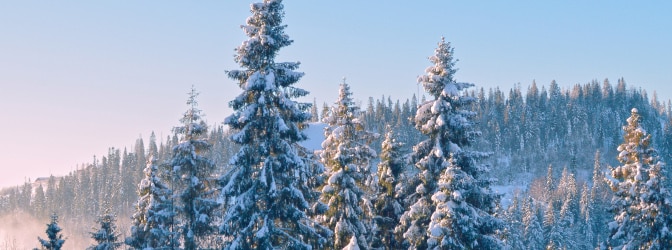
1,1,671,187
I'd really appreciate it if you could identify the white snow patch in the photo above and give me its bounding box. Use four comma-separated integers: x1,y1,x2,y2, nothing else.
343,236,360,250
492,185,526,208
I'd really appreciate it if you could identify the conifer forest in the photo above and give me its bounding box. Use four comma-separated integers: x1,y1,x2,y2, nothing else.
2,0,672,249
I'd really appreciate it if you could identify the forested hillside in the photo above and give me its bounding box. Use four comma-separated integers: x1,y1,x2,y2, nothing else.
0,125,236,249
362,78,672,182
1,78,670,249
2,0,672,249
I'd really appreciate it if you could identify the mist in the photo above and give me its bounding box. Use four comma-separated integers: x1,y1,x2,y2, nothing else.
0,211,130,250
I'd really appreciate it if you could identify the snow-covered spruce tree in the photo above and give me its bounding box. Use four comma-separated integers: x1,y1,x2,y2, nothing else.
605,108,672,249
38,213,65,250
319,81,377,249
220,0,327,248
427,154,502,249
125,156,179,249
556,167,578,212
311,98,319,122
543,202,561,249
501,192,525,250
544,164,555,203
371,126,406,249
395,37,503,249
590,151,611,247
579,183,595,249
88,208,122,250
171,87,219,250
522,197,544,250
33,184,47,218
556,195,577,249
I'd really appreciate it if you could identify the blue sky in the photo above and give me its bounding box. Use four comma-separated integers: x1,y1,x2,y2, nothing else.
1,1,671,187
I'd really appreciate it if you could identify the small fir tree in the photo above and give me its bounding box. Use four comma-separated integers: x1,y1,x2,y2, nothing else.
45,175,58,215
545,164,555,202
322,103,331,123
555,167,578,210
125,156,179,249
88,208,122,250
425,155,469,249
38,213,65,250
371,127,406,249
605,108,672,249
396,37,503,249
579,183,596,250
33,184,47,218
522,198,544,250
544,207,563,249
311,98,319,122
557,195,577,249
502,193,525,250
590,150,611,247
318,81,377,249
171,87,219,250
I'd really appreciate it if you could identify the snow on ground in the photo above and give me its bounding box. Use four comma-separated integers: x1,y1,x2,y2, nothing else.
492,184,527,208
300,122,326,152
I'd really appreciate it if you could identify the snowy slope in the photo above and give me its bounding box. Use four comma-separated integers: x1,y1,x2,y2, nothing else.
492,185,527,208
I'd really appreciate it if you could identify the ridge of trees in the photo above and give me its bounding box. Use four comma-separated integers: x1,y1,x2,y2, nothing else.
2,78,669,249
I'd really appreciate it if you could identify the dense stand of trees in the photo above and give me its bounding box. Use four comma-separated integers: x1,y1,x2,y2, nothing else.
2,0,672,249
2,71,671,250
0,123,236,249
361,78,672,182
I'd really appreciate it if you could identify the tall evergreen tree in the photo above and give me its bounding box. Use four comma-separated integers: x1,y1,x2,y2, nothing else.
543,202,561,249
220,0,326,248
134,138,147,183
396,37,502,249
322,103,331,123
38,213,66,250
522,198,544,250
501,193,526,250
311,98,319,122
427,155,503,249
121,148,139,208
75,166,92,217
19,180,32,211
605,108,672,249
126,156,179,249
545,164,555,202
171,87,219,250
149,132,159,161
661,116,672,165
372,127,406,249
555,167,578,214
557,194,577,249
579,183,595,250
590,150,611,247
33,184,47,218
319,81,377,249
45,175,58,215
88,208,122,250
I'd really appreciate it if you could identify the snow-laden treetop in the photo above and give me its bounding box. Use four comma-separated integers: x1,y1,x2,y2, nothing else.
419,37,474,100
236,0,293,70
